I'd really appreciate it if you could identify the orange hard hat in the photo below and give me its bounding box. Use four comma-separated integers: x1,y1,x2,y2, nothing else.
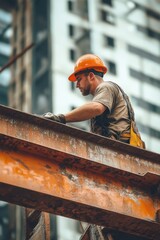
68,54,108,81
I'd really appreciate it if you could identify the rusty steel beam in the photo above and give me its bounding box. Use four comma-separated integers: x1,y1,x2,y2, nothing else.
0,104,160,239
25,209,50,240
0,43,34,73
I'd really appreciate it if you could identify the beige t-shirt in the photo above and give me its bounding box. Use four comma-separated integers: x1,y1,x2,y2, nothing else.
91,81,131,139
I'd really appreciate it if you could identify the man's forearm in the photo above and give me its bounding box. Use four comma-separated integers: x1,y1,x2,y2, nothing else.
64,102,106,123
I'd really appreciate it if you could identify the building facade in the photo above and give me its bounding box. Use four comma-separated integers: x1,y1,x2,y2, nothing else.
0,8,12,106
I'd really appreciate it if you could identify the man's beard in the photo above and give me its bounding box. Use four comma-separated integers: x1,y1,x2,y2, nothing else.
81,85,90,96
82,89,89,96
81,79,90,96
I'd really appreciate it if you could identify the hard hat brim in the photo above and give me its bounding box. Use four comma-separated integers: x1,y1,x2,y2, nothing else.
68,66,107,82
68,73,77,82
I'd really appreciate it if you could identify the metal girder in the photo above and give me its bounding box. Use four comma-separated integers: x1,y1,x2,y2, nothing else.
0,104,160,239
25,209,50,240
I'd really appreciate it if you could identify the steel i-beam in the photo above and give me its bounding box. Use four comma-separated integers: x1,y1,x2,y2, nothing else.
0,105,160,239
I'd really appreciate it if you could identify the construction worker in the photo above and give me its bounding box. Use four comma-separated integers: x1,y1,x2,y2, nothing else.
43,53,145,148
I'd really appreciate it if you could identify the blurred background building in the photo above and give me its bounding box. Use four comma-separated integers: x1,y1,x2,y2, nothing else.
0,5,12,106
0,0,160,239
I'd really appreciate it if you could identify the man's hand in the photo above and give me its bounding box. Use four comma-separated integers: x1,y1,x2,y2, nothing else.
42,112,66,124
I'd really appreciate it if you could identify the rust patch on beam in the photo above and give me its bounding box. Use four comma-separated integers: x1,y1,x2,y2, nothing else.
0,144,160,239
0,182,160,239
0,134,159,192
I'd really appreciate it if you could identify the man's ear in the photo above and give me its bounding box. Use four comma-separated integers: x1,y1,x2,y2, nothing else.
88,72,95,81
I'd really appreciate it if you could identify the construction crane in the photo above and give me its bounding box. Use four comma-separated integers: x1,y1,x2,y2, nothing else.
0,104,160,240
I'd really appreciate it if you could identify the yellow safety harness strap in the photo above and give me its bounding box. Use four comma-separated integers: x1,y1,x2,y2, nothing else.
121,133,130,138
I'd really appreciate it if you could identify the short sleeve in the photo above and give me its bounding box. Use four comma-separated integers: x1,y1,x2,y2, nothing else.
92,82,117,113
